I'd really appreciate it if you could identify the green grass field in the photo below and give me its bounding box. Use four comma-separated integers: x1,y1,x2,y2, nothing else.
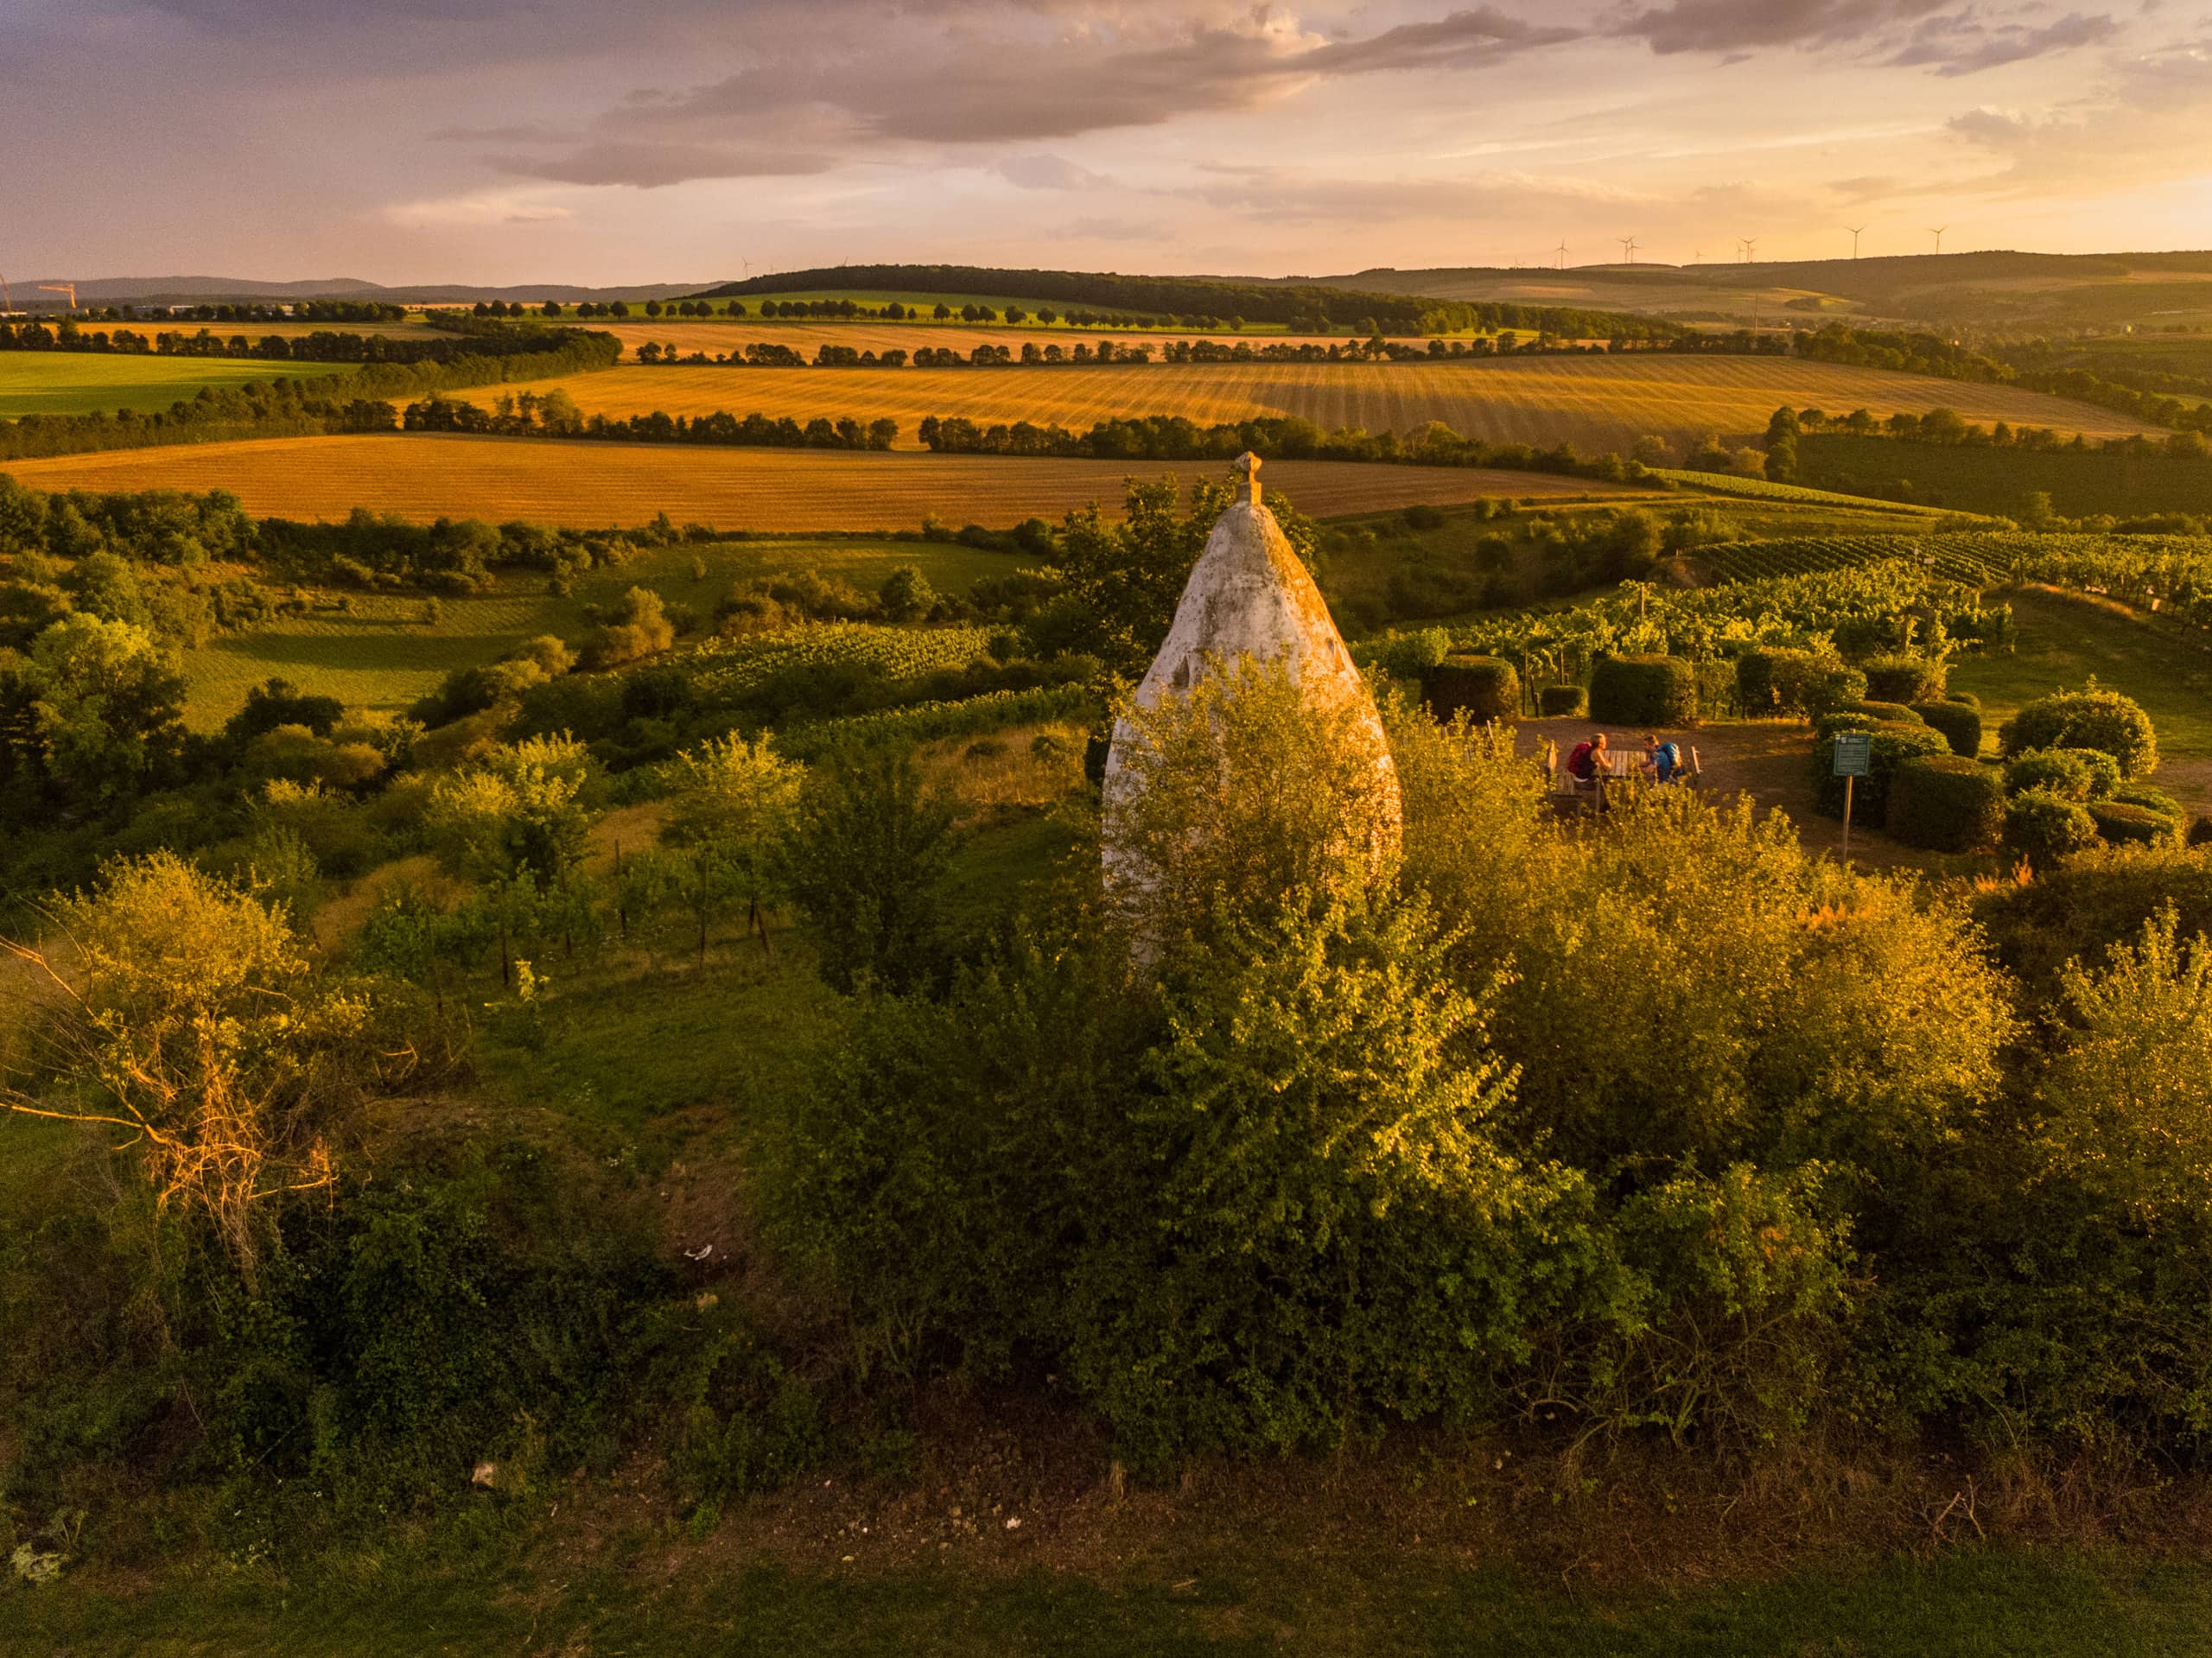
1950,586,2212,809
180,537,1020,726
1798,433,2212,518
0,353,353,417
11,1544,2209,1655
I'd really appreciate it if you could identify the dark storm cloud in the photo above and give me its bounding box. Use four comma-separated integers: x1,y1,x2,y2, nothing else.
1889,10,2121,75
501,7,1582,186
1610,0,1953,54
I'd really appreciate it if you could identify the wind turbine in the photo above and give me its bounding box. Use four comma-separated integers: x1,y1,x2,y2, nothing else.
1554,239,1569,270
1847,225,1866,259
1741,237,1759,264
1618,236,1639,264
1928,226,1947,255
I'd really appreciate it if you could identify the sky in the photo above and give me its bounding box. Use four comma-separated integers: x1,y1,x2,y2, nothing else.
7,0,2211,286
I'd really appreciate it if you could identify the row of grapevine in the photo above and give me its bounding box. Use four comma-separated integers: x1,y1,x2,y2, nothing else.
776,683,1098,759
1357,559,2005,683
675,621,998,706
1707,533,2012,586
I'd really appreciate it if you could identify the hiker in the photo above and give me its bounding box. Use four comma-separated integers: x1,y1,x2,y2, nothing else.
1643,733,1683,784
1566,731,1608,783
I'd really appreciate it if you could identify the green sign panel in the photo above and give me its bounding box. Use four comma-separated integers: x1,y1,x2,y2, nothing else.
1833,731,1872,778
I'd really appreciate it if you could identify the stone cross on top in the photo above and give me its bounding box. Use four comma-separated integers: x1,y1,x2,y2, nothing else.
1235,450,1262,505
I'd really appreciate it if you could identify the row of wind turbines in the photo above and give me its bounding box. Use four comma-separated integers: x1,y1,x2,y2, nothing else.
1547,226,1950,269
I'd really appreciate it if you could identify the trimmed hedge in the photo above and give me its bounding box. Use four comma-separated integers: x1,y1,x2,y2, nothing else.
2192,816,2212,848
1421,653,1521,723
2089,800,2183,848
1910,699,1982,758
1837,699,1922,725
1539,683,1587,716
1999,688,2158,778
2113,782,2184,818
1809,715,1950,820
1736,646,1832,718
2003,746,2120,802
1886,754,2005,853
1943,691,1981,711
1590,654,1696,726
1862,653,1947,704
2005,788,2100,866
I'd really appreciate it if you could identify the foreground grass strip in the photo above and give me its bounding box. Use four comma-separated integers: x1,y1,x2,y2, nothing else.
10,1548,2209,1656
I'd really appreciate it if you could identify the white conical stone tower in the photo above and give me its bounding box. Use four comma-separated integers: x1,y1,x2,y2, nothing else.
1102,453,1402,910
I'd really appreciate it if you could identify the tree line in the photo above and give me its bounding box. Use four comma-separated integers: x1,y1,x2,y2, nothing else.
696,263,1689,342
1796,321,2212,435
0,315,587,368
402,393,898,454
915,410,1653,484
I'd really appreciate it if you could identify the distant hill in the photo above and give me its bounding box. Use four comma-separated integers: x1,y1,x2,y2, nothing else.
1306,251,2212,334
11,276,710,310
694,263,1687,340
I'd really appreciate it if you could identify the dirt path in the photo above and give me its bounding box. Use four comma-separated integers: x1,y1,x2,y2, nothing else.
1517,716,1936,871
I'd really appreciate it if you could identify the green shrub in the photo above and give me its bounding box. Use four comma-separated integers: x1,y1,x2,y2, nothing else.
1805,664,1870,719
2089,800,2183,847
2191,816,2212,848
1589,653,1696,725
1539,683,1586,716
1837,699,1922,725
1910,699,1982,758
1861,653,1947,704
1421,652,1521,722
1886,754,2005,853
1735,646,1847,719
1975,842,2212,988
1944,690,1981,711
1999,686,2158,778
2005,788,2100,866
2003,746,2120,801
1694,657,1738,720
1808,715,1948,819
2112,783,2186,826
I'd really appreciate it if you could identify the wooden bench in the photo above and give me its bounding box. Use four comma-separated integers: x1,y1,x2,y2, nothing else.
1544,740,1702,807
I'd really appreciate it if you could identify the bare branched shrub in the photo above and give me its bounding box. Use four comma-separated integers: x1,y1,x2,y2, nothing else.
3,853,424,1280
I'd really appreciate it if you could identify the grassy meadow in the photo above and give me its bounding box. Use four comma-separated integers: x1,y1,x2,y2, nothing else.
499,354,2158,453
0,352,353,417
1799,432,2212,518
0,434,1641,527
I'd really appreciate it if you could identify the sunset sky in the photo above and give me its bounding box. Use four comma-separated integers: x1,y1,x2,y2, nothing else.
9,0,2209,284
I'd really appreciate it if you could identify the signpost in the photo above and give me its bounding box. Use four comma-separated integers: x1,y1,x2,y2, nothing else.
1832,731,1872,854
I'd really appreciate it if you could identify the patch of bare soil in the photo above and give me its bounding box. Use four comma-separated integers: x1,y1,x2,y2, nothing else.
1517,716,1952,873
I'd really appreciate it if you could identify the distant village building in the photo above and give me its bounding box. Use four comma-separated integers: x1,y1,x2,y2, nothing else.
1102,452,1402,924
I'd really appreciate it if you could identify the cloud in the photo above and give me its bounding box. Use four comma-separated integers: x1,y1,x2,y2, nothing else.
1890,10,2122,75
1610,0,1954,56
493,140,839,187
494,7,1583,187
992,153,1116,190
381,187,576,226
1945,36,2212,191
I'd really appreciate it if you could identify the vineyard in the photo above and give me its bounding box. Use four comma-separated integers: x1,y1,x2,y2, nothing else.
673,621,998,707
1651,467,1955,516
1361,558,2005,683
0,435,1633,527
1705,533,2016,585
498,356,2156,455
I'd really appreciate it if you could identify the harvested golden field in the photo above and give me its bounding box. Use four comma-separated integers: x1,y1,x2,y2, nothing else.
1,433,1640,529
501,355,2157,452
